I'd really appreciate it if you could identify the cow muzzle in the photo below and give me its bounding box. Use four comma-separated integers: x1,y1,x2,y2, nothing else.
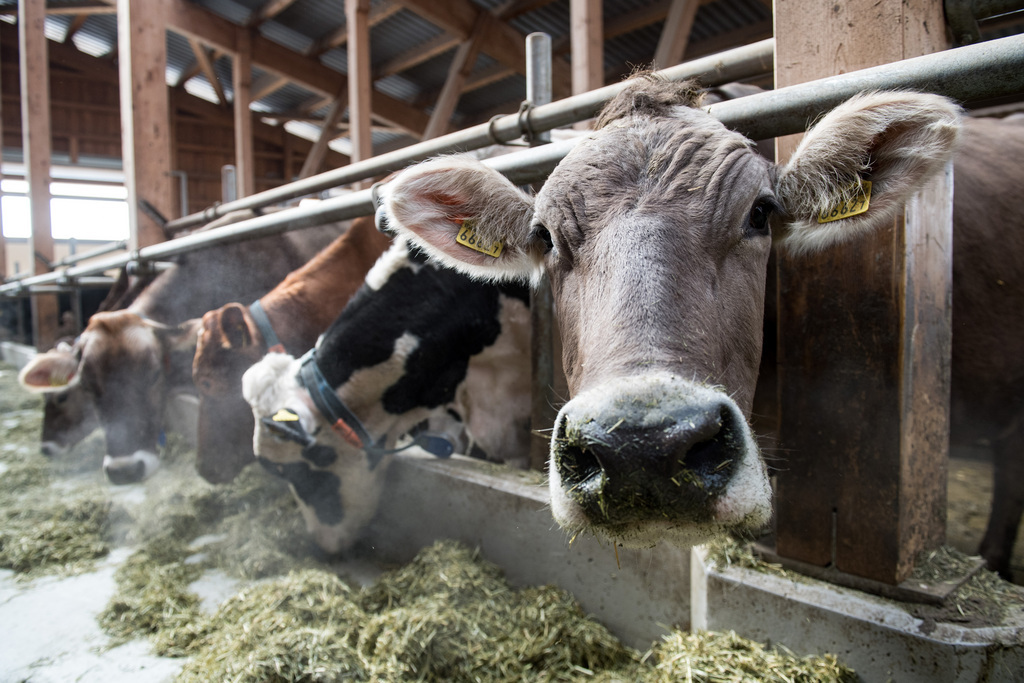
103,450,160,485
549,373,771,547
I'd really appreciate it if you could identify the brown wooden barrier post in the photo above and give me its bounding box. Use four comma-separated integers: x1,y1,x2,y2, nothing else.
771,0,952,585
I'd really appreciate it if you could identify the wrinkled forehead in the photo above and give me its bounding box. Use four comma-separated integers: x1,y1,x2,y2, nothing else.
539,107,767,204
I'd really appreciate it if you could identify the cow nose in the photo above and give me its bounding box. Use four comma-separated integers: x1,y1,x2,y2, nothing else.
104,457,146,485
553,400,744,525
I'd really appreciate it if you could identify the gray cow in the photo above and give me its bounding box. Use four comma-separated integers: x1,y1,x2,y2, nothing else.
381,75,962,552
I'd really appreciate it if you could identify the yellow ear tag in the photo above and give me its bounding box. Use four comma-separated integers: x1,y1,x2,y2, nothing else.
455,220,504,258
818,181,872,223
271,408,300,422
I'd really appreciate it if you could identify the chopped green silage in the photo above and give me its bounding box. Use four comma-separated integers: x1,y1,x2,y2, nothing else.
0,365,112,577
1,361,864,681
176,569,368,682
650,630,856,683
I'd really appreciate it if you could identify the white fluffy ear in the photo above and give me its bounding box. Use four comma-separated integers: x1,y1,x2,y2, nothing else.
383,156,539,283
775,91,962,254
19,347,81,393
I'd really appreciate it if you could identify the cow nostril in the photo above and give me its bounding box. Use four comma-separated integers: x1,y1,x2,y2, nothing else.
676,407,739,487
559,442,605,491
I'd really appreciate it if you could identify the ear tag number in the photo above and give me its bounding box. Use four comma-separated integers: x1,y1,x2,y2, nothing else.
817,181,872,224
455,220,504,258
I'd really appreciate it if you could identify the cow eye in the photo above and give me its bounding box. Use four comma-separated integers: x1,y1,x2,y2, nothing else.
531,223,553,254
747,197,778,236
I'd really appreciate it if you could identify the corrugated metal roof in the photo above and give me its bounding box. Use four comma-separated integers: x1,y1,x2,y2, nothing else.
22,0,1023,160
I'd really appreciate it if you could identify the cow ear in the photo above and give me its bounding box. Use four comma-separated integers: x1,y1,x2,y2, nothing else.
774,91,962,255
219,303,254,350
19,347,80,393
384,156,540,283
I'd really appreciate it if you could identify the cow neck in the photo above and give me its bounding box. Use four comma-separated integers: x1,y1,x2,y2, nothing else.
249,299,286,354
295,348,452,469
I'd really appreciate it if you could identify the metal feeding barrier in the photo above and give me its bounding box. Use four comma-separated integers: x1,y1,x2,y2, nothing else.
2,33,1024,297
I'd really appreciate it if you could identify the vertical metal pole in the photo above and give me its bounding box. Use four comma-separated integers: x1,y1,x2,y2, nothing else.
221,165,238,204
526,33,556,471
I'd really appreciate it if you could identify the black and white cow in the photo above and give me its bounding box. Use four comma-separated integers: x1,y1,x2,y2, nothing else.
242,237,532,553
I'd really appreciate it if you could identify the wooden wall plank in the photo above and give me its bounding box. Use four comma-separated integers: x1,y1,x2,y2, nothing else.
772,0,950,584
117,0,174,248
19,0,59,349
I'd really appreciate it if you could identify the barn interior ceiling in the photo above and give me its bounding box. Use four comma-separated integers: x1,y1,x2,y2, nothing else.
1,0,1023,162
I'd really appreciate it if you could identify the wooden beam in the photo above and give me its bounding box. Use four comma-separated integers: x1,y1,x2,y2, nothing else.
188,37,227,106
397,0,571,99
307,0,402,56
233,27,255,197
118,0,175,248
422,14,489,140
375,32,460,80
652,0,698,69
248,74,287,102
773,0,949,585
248,0,300,27
162,0,428,136
0,3,115,16
63,14,91,44
298,91,348,178
347,0,373,162
182,49,226,89
19,0,59,348
570,0,602,95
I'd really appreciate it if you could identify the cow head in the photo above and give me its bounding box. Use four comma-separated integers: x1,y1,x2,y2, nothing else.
380,76,962,548
242,352,395,554
242,239,530,553
191,303,268,483
19,310,199,484
36,340,100,457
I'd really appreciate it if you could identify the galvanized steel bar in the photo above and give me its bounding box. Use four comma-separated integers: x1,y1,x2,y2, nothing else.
162,38,776,233
51,240,128,267
4,34,1023,296
526,32,556,472
707,33,1024,141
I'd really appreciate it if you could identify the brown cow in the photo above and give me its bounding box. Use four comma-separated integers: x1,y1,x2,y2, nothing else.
381,76,962,550
18,219,340,483
37,266,160,457
191,215,392,483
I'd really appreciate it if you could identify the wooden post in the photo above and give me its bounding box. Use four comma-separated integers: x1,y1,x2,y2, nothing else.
422,14,489,141
298,91,347,179
118,0,174,249
772,0,951,584
233,27,255,198
652,0,698,69
570,0,602,96
19,0,59,349
346,0,373,164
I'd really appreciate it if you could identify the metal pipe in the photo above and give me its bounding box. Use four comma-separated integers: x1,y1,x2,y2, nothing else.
705,34,1024,142
4,34,1023,296
526,32,556,472
51,240,128,267
162,38,777,233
